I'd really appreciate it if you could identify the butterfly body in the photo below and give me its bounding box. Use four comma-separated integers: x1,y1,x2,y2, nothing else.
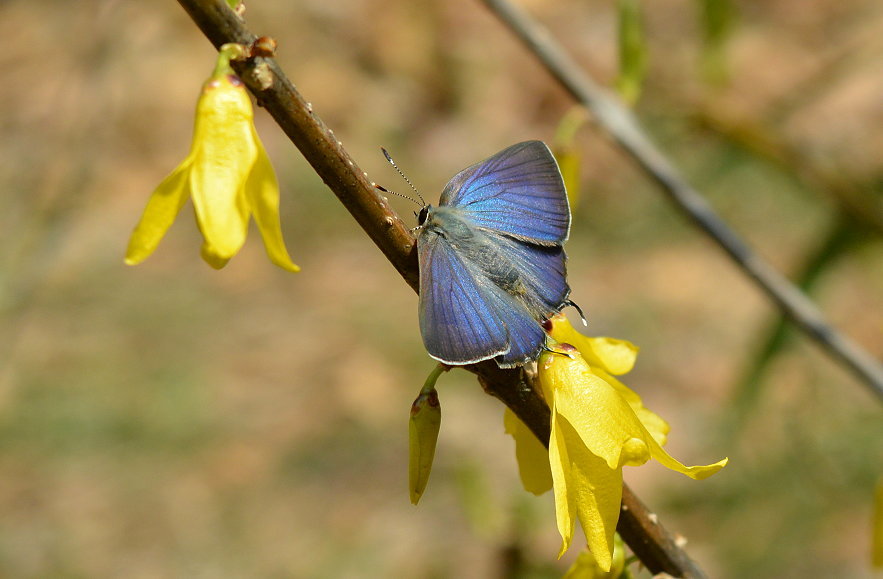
415,141,572,368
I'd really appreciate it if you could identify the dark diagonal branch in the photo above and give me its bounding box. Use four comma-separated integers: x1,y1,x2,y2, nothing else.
480,0,883,401
176,0,709,576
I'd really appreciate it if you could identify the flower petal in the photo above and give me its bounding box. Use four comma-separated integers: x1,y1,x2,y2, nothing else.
549,408,575,558
548,315,638,375
200,243,231,270
189,76,256,261
503,408,553,495
646,433,729,480
551,407,623,571
593,368,670,447
124,158,192,265
541,350,650,470
245,136,300,272
582,336,639,376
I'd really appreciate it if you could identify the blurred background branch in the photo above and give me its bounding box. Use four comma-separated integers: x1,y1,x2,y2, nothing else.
689,109,880,432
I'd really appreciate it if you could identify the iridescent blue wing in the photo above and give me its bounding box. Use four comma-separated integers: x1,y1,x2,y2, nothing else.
439,141,570,245
490,237,570,315
417,227,551,366
481,286,548,367
417,229,510,365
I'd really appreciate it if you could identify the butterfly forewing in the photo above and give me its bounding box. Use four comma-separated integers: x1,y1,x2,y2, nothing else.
417,229,511,365
439,141,570,245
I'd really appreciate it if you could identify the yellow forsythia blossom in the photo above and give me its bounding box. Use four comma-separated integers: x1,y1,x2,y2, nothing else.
126,44,298,271
506,315,727,572
505,317,669,496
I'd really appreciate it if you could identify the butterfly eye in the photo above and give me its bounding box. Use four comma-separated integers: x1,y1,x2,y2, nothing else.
417,206,429,226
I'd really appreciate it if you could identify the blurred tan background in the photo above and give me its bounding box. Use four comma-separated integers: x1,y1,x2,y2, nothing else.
1,0,881,577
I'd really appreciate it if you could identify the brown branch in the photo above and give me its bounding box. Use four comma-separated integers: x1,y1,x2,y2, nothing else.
175,0,710,576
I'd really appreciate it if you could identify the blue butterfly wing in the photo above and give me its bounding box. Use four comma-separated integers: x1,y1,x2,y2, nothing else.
417,229,510,365
439,141,570,245
481,286,548,367
493,238,570,315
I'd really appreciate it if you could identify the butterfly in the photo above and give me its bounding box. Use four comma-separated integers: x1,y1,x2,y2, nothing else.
414,141,572,368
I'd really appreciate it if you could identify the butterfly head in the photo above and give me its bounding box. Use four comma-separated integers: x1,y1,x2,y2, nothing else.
417,204,432,228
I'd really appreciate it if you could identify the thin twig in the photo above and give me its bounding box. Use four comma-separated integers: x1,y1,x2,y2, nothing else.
175,0,708,576
480,0,883,401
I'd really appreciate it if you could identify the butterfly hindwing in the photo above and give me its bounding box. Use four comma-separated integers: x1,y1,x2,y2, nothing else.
478,282,549,367
485,235,570,316
439,141,570,246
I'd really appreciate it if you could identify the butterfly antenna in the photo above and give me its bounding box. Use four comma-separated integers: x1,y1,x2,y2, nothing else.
374,183,417,208
381,147,426,207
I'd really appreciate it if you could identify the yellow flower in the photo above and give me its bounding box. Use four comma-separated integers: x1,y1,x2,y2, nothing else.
545,315,639,376
505,315,727,572
506,317,668,496
125,44,298,271
547,315,668,446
